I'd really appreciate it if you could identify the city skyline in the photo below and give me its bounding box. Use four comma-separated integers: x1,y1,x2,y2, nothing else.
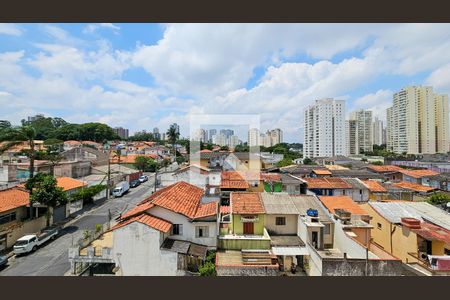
2,24,450,142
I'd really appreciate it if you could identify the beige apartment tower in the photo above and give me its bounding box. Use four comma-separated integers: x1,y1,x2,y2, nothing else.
348,109,373,154
386,86,449,154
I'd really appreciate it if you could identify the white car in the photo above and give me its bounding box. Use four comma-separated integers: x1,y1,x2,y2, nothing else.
13,227,59,255
139,175,148,183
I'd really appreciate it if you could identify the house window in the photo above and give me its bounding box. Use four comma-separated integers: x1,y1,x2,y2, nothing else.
275,217,286,226
195,226,209,238
172,224,183,235
377,223,382,230
342,190,346,195
324,223,331,234
0,212,17,225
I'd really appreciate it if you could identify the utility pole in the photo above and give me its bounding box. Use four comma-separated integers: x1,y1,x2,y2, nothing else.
107,149,111,199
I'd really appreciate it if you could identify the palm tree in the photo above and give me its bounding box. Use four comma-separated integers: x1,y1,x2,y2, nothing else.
166,125,180,163
0,125,37,219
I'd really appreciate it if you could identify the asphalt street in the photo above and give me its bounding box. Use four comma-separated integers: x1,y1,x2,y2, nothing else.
0,174,157,276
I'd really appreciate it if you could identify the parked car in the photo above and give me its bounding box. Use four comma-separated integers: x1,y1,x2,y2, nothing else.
0,255,8,268
130,179,141,188
139,175,149,183
13,226,59,255
113,181,130,197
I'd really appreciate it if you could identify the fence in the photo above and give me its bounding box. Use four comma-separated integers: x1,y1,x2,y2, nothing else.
76,221,111,249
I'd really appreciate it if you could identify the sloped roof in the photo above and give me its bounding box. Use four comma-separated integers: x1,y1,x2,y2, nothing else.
304,177,352,189
0,187,30,213
403,202,450,231
312,169,332,175
367,165,403,173
398,169,439,179
411,222,450,244
194,201,218,219
56,177,87,191
342,178,369,190
290,195,332,222
260,193,301,215
362,180,388,192
392,181,436,193
368,202,423,224
120,201,155,219
231,192,265,214
319,196,368,216
111,213,172,233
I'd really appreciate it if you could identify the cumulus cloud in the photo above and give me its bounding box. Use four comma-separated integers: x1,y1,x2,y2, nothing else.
0,24,22,36
84,23,121,34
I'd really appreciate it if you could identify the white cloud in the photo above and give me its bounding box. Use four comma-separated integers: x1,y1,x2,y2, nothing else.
84,23,121,34
425,63,450,94
0,24,22,36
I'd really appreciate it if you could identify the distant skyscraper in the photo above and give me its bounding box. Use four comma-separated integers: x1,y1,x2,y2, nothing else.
349,109,373,153
192,128,207,143
372,117,384,146
346,120,359,155
220,129,234,139
153,127,161,140
304,98,346,158
229,135,240,148
248,128,260,147
114,127,129,139
208,129,217,143
387,86,449,154
27,114,45,122
270,128,283,146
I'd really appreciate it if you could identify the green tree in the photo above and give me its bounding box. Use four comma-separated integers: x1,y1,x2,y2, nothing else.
167,125,180,160
302,157,316,165
277,157,293,167
428,192,450,206
71,184,107,204
220,145,229,151
371,160,383,165
134,156,158,172
26,173,68,226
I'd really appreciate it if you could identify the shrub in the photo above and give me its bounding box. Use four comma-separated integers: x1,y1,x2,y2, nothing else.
95,224,102,233
199,261,216,276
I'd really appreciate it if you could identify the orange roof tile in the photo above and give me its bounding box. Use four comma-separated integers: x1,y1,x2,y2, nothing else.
367,165,403,173
64,140,82,146
392,181,436,193
304,177,352,189
221,180,250,189
260,173,281,182
362,180,388,193
220,205,230,214
231,192,265,214
0,187,30,213
56,177,87,191
110,154,158,164
112,213,172,233
121,201,155,219
312,169,332,175
194,201,218,219
410,222,450,244
398,169,439,178
319,196,368,216
199,149,212,153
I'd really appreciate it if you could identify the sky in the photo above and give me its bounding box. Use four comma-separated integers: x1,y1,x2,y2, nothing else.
1,23,450,143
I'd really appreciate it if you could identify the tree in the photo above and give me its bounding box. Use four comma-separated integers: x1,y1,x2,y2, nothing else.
428,192,450,206
26,173,68,226
234,144,249,152
302,157,316,165
167,125,180,160
134,156,158,172
371,160,383,165
277,157,293,167
71,184,107,204
220,145,229,151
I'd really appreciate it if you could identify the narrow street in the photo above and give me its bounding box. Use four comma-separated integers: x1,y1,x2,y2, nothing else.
0,174,158,276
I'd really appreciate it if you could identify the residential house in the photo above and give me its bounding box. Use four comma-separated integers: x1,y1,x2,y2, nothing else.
392,181,436,199
362,180,390,201
362,201,450,275
341,178,370,202
69,181,219,276
303,177,353,197
218,192,270,250
219,171,250,205
427,173,450,191
398,169,439,186
172,164,221,196
366,165,404,182
310,169,332,178
0,187,46,252
279,173,307,195
328,169,385,181
53,160,91,179
54,177,88,220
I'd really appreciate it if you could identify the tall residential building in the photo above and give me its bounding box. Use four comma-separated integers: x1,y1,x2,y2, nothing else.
386,86,449,154
153,127,161,140
27,114,45,122
214,133,227,147
304,98,346,158
263,132,272,148
220,129,234,139
372,117,384,146
208,129,217,143
229,135,240,148
348,109,373,153
270,128,283,146
248,128,260,147
114,127,129,139
346,120,359,155
192,128,207,142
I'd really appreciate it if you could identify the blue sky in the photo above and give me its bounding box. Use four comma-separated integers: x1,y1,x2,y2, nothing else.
0,23,450,142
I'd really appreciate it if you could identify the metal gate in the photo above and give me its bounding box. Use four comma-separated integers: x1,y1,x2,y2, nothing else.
53,205,67,223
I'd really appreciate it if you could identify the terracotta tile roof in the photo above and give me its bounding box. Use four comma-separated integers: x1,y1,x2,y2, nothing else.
199,149,212,153
121,201,155,219
112,213,172,233
64,140,82,146
312,169,332,175
220,180,250,189
398,169,439,178
260,173,281,182
173,164,211,175
56,177,87,191
367,165,403,173
304,177,352,189
194,201,218,219
318,196,368,216
0,187,30,213
141,181,205,219
392,181,436,193
231,192,265,214
222,171,247,181
362,180,388,193
410,222,450,244
220,205,230,214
